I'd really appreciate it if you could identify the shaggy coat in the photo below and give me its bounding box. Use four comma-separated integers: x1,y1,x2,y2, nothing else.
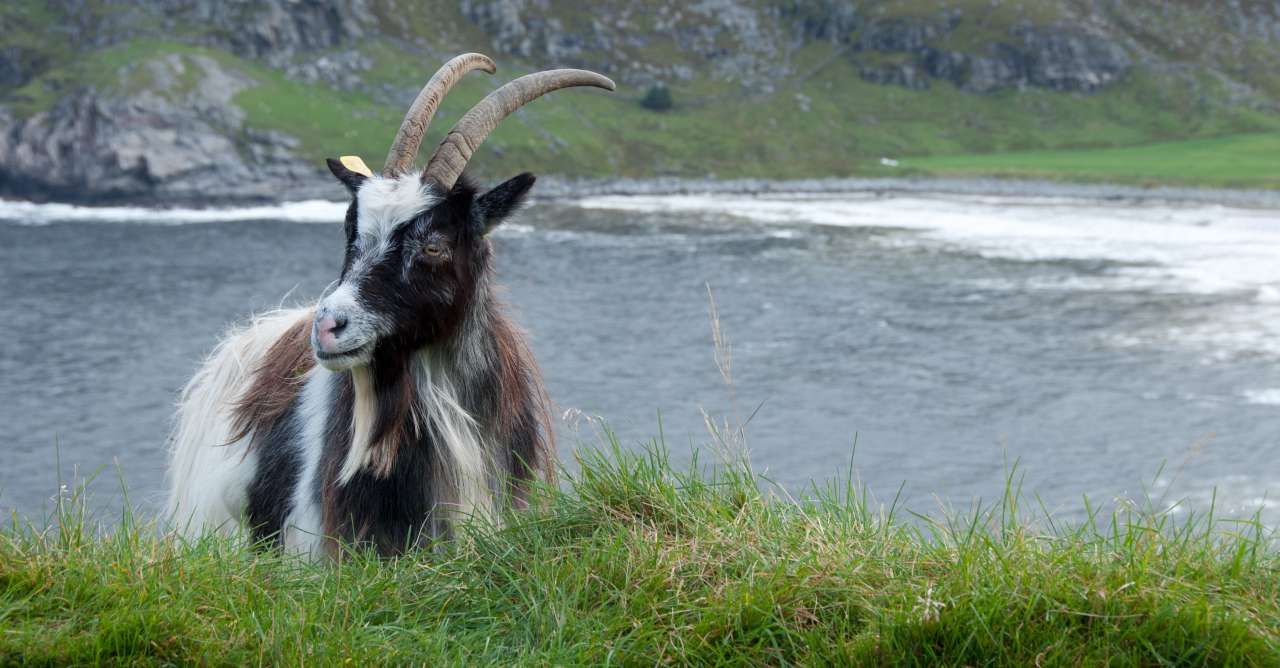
166,169,553,558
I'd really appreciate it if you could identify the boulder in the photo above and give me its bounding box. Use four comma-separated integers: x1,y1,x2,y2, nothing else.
0,55,320,204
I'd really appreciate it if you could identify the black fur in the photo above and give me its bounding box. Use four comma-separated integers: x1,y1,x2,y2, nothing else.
475,173,536,234
324,435,442,554
245,402,302,545
340,198,359,280
318,372,442,554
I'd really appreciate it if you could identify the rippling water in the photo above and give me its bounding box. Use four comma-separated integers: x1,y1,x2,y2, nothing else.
2,192,1278,525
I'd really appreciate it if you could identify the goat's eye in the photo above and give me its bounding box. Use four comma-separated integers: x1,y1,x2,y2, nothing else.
423,243,443,257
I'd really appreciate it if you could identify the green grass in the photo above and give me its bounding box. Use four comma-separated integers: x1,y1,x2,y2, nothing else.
264,44,1279,185
904,132,1280,189
3,437,1277,665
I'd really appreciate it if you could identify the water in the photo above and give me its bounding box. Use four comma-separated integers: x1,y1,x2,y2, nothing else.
2,193,1278,525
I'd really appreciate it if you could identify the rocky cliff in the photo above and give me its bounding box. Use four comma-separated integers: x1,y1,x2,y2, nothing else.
1,0,1278,203
0,53,322,203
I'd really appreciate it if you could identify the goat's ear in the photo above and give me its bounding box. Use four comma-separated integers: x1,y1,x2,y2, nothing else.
326,157,369,194
476,173,536,235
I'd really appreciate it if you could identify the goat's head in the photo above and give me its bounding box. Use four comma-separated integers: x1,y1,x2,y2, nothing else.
312,54,614,370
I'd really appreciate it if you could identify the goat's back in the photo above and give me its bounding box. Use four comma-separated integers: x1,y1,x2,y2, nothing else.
165,307,313,536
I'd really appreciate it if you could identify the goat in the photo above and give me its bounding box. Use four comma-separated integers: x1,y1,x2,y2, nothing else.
166,54,615,558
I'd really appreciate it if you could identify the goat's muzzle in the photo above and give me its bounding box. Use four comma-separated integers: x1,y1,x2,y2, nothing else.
311,297,374,370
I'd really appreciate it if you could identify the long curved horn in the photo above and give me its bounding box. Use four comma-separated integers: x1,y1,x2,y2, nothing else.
422,69,616,191
382,53,497,177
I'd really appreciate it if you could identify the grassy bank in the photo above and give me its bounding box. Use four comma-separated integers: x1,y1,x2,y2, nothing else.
902,132,1280,189
2,441,1278,665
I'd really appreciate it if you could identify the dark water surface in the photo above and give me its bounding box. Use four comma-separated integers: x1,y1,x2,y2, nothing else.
2,195,1278,525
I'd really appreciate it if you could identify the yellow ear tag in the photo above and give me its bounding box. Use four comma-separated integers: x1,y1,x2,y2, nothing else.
339,155,373,178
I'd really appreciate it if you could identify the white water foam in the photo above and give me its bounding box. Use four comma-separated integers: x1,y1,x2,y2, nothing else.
1243,389,1280,406
577,193,1280,360
579,193,1280,294
0,198,542,240
0,198,347,225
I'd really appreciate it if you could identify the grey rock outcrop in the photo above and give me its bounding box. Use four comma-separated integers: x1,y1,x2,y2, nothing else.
762,6,1133,94
859,15,957,53
1018,27,1131,92
915,29,1130,94
859,62,929,90
152,0,372,65
785,0,860,43
458,0,788,86
285,50,374,91
0,55,318,203
460,0,601,63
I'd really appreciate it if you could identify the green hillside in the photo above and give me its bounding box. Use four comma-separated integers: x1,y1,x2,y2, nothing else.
906,132,1280,188
3,0,1280,199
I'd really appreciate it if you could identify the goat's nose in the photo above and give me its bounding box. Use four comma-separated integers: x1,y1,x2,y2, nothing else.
315,314,349,352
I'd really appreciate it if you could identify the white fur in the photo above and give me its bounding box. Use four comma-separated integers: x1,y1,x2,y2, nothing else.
338,366,379,484
414,349,496,524
281,367,332,556
166,307,313,537
318,282,360,321
355,174,438,243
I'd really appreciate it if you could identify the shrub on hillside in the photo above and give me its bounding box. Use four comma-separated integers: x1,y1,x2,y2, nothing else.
640,84,673,111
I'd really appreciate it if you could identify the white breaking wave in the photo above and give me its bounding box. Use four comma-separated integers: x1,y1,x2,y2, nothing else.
577,192,1280,360
1243,389,1280,406
0,198,347,225
578,193,1280,296
0,198,542,238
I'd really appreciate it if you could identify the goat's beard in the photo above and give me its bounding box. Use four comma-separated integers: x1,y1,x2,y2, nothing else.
315,345,373,372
